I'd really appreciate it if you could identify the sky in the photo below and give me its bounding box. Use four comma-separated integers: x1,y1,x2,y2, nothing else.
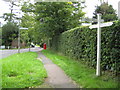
83,0,120,18
0,0,120,25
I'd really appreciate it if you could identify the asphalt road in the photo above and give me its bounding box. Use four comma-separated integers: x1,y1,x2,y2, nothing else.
0,47,43,59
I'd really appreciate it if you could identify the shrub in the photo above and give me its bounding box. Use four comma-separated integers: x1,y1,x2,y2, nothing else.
50,20,120,75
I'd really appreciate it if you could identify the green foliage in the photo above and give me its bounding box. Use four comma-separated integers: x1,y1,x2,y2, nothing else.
50,20,120,75
3,1,19,22
42,50,118,88
93,3,118,22
1,52,47,88
21,2,85,43
2,22,19,47
20,13,35,44
3,13,15,22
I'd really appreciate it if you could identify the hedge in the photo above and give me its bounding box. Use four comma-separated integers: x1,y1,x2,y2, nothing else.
50,20,120,75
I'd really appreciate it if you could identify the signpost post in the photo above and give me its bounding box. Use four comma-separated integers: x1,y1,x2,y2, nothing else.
89,14,113,76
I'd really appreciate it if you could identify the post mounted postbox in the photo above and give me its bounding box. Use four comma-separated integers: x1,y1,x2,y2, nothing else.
43,43,46,49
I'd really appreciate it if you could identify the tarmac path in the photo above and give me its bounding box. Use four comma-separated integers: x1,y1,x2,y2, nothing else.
1,48,79,88
37,51,78,88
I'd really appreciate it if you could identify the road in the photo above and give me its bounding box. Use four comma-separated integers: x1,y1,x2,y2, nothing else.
0,47,43,59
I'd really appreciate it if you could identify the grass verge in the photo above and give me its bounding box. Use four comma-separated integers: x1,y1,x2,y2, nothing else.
1,52,47,88
42,49,118,88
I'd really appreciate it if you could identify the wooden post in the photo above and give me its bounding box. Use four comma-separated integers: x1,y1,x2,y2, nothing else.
96,14,101,76
89,14,113,76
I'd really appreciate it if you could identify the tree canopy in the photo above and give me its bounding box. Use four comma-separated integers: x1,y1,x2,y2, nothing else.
2,22,19,47
21,2,85,44
93,2,118,22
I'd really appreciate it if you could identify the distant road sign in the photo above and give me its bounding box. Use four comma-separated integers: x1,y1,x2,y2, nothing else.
19,27,28,30
0,46,5,49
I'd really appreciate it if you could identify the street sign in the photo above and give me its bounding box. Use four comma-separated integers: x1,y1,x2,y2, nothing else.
89,22,113,29
89,14,113,76
92,18,104,22
19,27,28,30
81,18,104,23
0,46,5,49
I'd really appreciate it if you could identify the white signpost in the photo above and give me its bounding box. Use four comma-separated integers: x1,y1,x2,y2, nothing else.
19,27,29,30
89,14,113,76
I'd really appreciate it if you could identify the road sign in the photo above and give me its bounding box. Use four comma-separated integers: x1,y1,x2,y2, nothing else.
92,18,104,22
81,18,104,23
19,27,28,30
89,22,113,29
89,14,113,76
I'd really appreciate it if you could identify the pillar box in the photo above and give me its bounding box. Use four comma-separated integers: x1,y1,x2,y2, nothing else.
43,43,46,49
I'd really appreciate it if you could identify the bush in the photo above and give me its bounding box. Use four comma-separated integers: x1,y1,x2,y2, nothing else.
50,20,120,75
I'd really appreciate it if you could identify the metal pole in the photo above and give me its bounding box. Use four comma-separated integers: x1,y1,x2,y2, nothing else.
18,11,20,53
18,29,20,53
96,14,101,76
29,43,30,52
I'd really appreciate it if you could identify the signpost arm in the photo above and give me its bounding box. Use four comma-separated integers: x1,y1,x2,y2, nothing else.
96,14,101,76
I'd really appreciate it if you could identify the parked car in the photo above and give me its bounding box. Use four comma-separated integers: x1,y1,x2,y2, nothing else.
31,44,35,47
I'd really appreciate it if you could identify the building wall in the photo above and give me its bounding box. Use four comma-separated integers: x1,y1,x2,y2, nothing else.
11,39,26,48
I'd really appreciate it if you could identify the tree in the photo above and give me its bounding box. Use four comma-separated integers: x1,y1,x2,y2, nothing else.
20,1,85,46
93,2,118,22
35,2,85,36
20,13,35,45
3,1,19,22
2,22,19,47
22,2,85,43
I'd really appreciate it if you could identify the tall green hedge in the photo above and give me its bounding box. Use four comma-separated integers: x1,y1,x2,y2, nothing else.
51,20,120,75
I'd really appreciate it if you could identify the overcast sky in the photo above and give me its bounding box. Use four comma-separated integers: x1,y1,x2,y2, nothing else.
0,0,120,25
83,0,120,18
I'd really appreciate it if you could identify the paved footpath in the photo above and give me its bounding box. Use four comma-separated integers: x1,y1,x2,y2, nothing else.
37,51,79,88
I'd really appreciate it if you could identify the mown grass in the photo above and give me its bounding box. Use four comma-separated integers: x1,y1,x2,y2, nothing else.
42,49,118,88
1,52,47,88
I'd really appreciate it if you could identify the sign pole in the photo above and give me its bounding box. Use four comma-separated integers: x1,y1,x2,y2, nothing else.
96,14,101,76
18,11,20,53
18,28,20,53
89,14,113,76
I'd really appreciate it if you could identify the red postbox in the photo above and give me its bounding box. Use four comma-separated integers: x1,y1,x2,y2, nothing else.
43,43,46,49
